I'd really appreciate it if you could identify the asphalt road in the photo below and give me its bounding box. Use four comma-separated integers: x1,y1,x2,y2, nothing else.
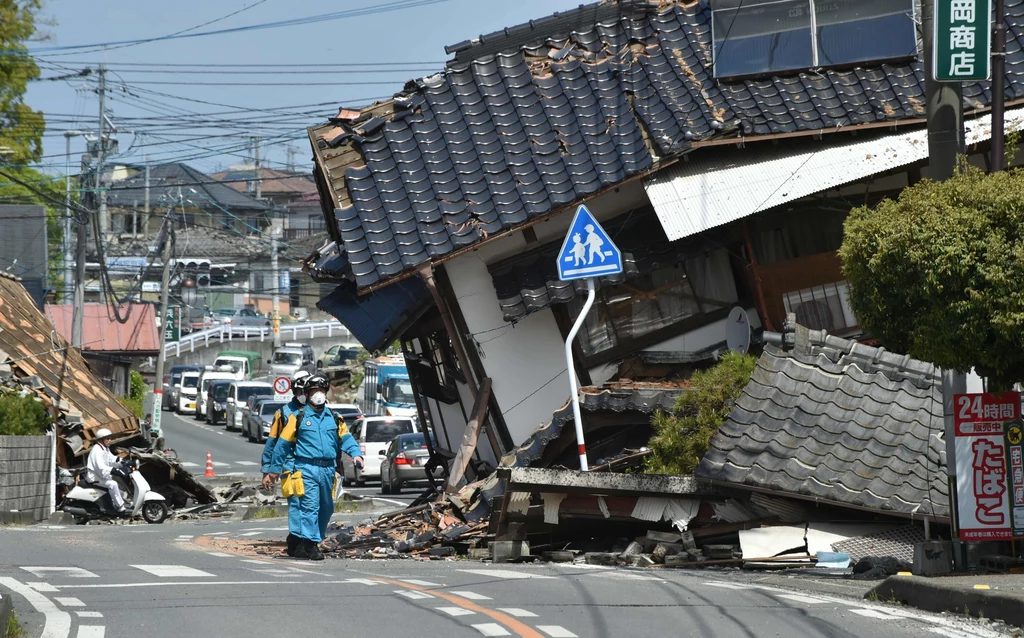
0,519,1010,638
157,409,420,506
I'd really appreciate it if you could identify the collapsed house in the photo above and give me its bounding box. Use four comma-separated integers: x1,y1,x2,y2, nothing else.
302,0,1024,490
0,273,214,512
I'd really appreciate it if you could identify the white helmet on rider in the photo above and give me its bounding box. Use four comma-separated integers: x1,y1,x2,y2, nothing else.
95,428,113,440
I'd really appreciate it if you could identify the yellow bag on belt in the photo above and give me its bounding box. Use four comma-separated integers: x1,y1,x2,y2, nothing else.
280,471,305,498
290,471,305,498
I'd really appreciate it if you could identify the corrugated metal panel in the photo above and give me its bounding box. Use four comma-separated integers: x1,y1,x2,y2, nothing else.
316,278,430,353
644,108,1024,242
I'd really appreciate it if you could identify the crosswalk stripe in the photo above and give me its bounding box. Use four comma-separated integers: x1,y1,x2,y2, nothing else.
54,597,85,607
234,461,258,466
400,579,440,587
472,624,511,637
130,565,214,578
459,569,555,580
77,627,105,638
396,590,433,600
27,582,59,592
777,594,828,605
180,462,199,467
851,609,900,619
21,567,98,579
496,608,537,618
450,590,491,601
538,627,577,638
76,611,103,618
436,607,475,617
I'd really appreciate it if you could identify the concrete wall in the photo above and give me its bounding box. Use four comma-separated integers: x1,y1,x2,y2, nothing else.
0,435,52,522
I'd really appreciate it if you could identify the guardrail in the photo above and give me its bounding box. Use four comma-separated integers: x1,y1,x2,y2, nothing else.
164,320,349,357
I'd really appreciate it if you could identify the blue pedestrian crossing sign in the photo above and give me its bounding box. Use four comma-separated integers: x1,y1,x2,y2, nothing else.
556,204,623,281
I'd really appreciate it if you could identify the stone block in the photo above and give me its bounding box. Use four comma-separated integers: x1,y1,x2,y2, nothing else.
491,540,530,564
913,541,952,576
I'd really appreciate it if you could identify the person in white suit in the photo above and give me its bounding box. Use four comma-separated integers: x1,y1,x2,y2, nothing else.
86,428,127,514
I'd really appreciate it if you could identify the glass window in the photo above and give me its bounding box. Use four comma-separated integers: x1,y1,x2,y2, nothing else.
213,384,230,400
387,379,414,404
712,0,916,78
181,375,199,389
399,433,434,452
272,352,301,365
237,386,273,403
215,308,236,316
569,248,739,358
214,358,243,373
365,419,414,443
261,402,281,416
782,280,858,333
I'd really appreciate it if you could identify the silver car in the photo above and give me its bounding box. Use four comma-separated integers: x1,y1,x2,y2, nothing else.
379,432,442,494
245,399,285,443
213,308,270,333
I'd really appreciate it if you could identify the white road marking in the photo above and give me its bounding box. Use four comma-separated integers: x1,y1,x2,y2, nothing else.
246,568,294,575
851,609,901,619
59,579,378,589
76,612,103,619
496,608,537,618
776,594,828,605
180,462,199,467
459,569,555,580
450,590,492,601
205,532,231,537
241,527,288,532
239,532,266,537
130,565,215,578
0,577,71,638
27,582,60,592
234,461,258,466
240,559,272,564
400,579,440,587
76,627,104,638
345,578,381,586
472,624,511,637
175,535,194,540
436,607,475,617
395,589,433,600
928,629,991,638
21,567,98,579
206,552,233,558
702,581,754,590
54,597,85,607
211,461,230,467
538,627,577,638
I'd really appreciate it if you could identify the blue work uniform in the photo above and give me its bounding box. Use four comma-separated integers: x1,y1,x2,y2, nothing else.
261,397,302,537
269,405,360,543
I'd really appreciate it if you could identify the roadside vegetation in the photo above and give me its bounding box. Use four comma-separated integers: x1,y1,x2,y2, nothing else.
645,352,757,475
6,610,26,638
0,391,50,436
841,160,1024,389
119,370,147,419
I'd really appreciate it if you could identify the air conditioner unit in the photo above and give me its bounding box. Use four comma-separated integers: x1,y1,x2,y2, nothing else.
782,281,857,332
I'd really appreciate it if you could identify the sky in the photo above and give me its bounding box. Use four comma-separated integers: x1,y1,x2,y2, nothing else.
25,0,582,180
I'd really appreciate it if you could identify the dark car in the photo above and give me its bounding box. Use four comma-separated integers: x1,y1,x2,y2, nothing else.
245,399,285,443
379,432,441,495
163,364,202,411
205,380,233,425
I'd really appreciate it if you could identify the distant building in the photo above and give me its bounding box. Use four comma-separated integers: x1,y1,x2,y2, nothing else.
0,205,48,309
209,166,323,239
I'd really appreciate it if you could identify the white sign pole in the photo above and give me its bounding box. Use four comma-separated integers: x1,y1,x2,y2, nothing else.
564,278,597,471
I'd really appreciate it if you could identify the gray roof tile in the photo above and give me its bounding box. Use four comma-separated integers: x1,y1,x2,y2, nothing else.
695,326,948,520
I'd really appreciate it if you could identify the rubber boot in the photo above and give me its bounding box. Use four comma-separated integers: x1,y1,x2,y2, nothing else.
306,539,325,561
286,533,298,557
292,537,311,560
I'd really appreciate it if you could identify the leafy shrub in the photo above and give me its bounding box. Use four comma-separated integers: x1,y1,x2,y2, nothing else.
0,391,50,436
119,369,147,418
645,352,757,475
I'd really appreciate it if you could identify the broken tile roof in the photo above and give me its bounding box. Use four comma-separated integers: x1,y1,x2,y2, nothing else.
0,273,138,439
695,324,948,520
107,163,269,213
308,0,1024,292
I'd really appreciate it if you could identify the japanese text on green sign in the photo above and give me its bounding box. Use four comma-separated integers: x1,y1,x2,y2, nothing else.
933,0,992,81
164,306,180,343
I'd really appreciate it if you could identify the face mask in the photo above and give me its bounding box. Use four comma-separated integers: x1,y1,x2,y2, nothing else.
309,391,326,407
296,394,307,405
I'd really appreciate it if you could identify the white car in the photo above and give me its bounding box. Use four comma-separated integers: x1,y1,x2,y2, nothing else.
196,368,237,421
340,416,416,486
176,371,201,414
225,381,275,432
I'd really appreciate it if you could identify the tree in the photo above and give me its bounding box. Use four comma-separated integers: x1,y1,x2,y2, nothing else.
0,2,64,294
645,352,757,475
0,1,45,163
840,165,1024,389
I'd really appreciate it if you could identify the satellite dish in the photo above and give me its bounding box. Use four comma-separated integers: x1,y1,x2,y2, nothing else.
726,307,751,354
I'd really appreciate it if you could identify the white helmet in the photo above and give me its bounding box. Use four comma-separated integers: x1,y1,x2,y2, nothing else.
293,370,311,383
95,428,113,439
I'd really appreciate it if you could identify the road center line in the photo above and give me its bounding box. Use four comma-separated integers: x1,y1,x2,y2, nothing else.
369,577,541,638
55,579,381,590
0,577,71,638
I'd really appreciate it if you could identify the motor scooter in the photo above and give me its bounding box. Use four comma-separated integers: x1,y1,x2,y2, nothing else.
60,458,169,524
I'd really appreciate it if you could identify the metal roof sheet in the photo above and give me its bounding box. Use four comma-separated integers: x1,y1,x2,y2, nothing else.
46,304,160,354
644,107,1024,242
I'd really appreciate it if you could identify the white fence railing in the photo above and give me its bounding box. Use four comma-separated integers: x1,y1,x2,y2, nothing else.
164,321,349,357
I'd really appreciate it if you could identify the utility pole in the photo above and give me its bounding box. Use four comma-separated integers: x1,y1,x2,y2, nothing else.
923,0,964,180
143,158,151,237
271,223,281,348
991,0,1007,171
150,219,174,438
63,133,75,304
96,64,109,235
72,209,87,347
252,136,262,200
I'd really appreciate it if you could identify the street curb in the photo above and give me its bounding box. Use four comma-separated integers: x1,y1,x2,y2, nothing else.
867,575,1024,627
0,591,13,637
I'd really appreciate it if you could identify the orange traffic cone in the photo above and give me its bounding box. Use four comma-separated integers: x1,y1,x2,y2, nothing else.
204,451,216,478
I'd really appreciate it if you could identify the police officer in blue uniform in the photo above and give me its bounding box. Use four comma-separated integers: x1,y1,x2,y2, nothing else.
267,374,363,560
261,370,309,557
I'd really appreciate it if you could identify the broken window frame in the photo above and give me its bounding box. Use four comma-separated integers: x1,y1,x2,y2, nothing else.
559,247,743,368
781,279,860,334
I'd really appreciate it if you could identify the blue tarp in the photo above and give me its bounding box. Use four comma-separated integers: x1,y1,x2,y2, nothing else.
316,278,430,353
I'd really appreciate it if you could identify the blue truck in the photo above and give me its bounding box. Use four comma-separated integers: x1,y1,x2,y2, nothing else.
361,357,416,419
